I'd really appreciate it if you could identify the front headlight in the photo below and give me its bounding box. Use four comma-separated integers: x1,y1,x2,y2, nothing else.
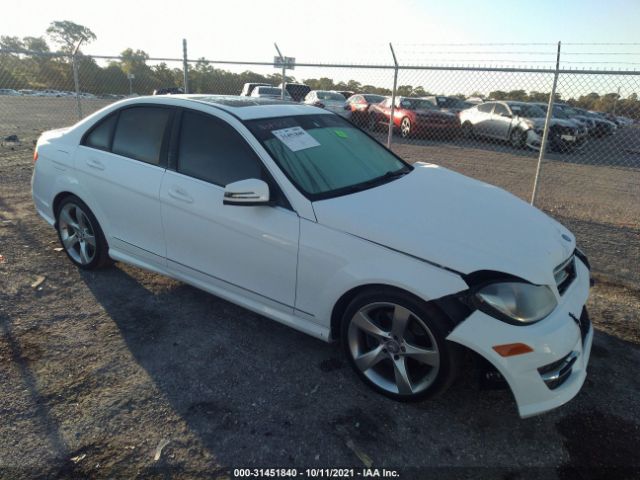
475,282,557,324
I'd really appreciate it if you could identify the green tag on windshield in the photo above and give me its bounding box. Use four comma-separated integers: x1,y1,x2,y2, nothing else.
334,129,348,138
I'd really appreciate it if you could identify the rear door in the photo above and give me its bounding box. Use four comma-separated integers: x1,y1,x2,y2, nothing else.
75,105,173,264
160,108,299,310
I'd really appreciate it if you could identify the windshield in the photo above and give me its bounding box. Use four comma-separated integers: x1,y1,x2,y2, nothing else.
245,114,409,199
316,91,346,101
509,104,545,118
398,98,437,110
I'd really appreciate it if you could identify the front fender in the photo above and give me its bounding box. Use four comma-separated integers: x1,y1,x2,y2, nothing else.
295,220,468,329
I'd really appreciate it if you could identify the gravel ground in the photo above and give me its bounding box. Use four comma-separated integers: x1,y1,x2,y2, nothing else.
1,103,639,479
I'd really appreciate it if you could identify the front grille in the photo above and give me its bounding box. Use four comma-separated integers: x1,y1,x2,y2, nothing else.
538,351,578,390
554,254,576,295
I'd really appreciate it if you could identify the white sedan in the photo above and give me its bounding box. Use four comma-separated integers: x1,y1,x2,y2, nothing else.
32,95,593,418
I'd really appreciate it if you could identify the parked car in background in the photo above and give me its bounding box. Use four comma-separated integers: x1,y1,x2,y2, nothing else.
153,87,184,95
466,97,484,105
553,104,597,135
32,94,593,419
304,90,349,116
40,89,65,97
250,86,293,100
18,89,38,96
459,101,585,151
368,96,460,138
615,115,634,126
333,90,355,99
345,93,386,126
532,103,589,152
423,96,474,114
575,108,617,137
0,88,21,96
240,82,271,96
278,82,311,102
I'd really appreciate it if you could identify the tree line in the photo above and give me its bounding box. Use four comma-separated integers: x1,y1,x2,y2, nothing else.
1,21,638,119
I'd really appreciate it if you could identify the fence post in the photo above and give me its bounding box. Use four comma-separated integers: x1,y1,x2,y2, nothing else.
274,43,286,100
182,39,189,94
72,39,84,120
531,41,561,206
387,43,399,149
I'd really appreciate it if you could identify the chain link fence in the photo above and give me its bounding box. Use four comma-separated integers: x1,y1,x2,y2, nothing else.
1,43,638,286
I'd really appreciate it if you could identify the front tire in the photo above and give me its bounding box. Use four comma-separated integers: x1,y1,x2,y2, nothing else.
510,128,527,149
341,288,461,401
56,195,110,270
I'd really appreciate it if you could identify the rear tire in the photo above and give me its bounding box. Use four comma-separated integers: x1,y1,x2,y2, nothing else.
341,288,461,402
55,195,111,270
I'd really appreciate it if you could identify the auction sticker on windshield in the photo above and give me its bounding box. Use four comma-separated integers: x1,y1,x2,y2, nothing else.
272,126,320,152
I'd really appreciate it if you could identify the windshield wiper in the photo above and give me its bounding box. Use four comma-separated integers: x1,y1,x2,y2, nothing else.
341,167,411,194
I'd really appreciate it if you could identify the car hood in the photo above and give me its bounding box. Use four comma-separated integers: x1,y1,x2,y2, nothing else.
312,163,576,287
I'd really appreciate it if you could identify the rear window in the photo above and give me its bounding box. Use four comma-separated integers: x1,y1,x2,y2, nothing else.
84,114,117,151
112,107,172,165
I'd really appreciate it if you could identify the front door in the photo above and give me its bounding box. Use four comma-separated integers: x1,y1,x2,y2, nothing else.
160,109,299,309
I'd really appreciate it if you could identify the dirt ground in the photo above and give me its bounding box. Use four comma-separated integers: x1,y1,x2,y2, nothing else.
0,100,639,479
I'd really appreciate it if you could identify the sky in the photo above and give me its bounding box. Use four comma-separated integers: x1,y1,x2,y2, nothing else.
2,0,639,95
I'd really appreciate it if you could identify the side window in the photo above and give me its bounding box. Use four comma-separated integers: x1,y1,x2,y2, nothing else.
177,111,262,187
112,107,172,165
493,104,509,116
477,103,494,113
83,114,117,151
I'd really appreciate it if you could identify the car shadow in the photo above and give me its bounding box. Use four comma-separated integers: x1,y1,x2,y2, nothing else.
75,262,640,473
79,264,531,470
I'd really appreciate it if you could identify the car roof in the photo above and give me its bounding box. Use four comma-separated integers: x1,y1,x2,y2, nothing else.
115,94,329,120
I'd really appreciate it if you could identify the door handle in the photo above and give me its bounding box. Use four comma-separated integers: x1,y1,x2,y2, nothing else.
86,158,105,170
168,186,194,204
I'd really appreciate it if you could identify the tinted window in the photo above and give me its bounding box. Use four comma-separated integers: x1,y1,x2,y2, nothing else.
112,107,172,165
477,103,494,113
84,114,117,151
493,104,509,116
178,111,262,186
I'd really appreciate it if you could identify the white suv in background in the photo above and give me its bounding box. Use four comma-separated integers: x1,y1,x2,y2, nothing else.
32,95,593,418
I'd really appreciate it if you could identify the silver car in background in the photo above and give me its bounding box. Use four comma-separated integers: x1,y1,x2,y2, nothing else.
459,101,586,151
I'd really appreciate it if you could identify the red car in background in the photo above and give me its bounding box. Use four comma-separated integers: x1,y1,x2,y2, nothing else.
345,93,386,126
368,96,461,138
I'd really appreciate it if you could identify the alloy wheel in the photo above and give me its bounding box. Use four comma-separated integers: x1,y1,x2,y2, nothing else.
401,118,412,138
58,203,97,265
347,302,441,396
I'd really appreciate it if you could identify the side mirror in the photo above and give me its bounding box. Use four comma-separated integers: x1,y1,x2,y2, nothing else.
223,179,271,206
